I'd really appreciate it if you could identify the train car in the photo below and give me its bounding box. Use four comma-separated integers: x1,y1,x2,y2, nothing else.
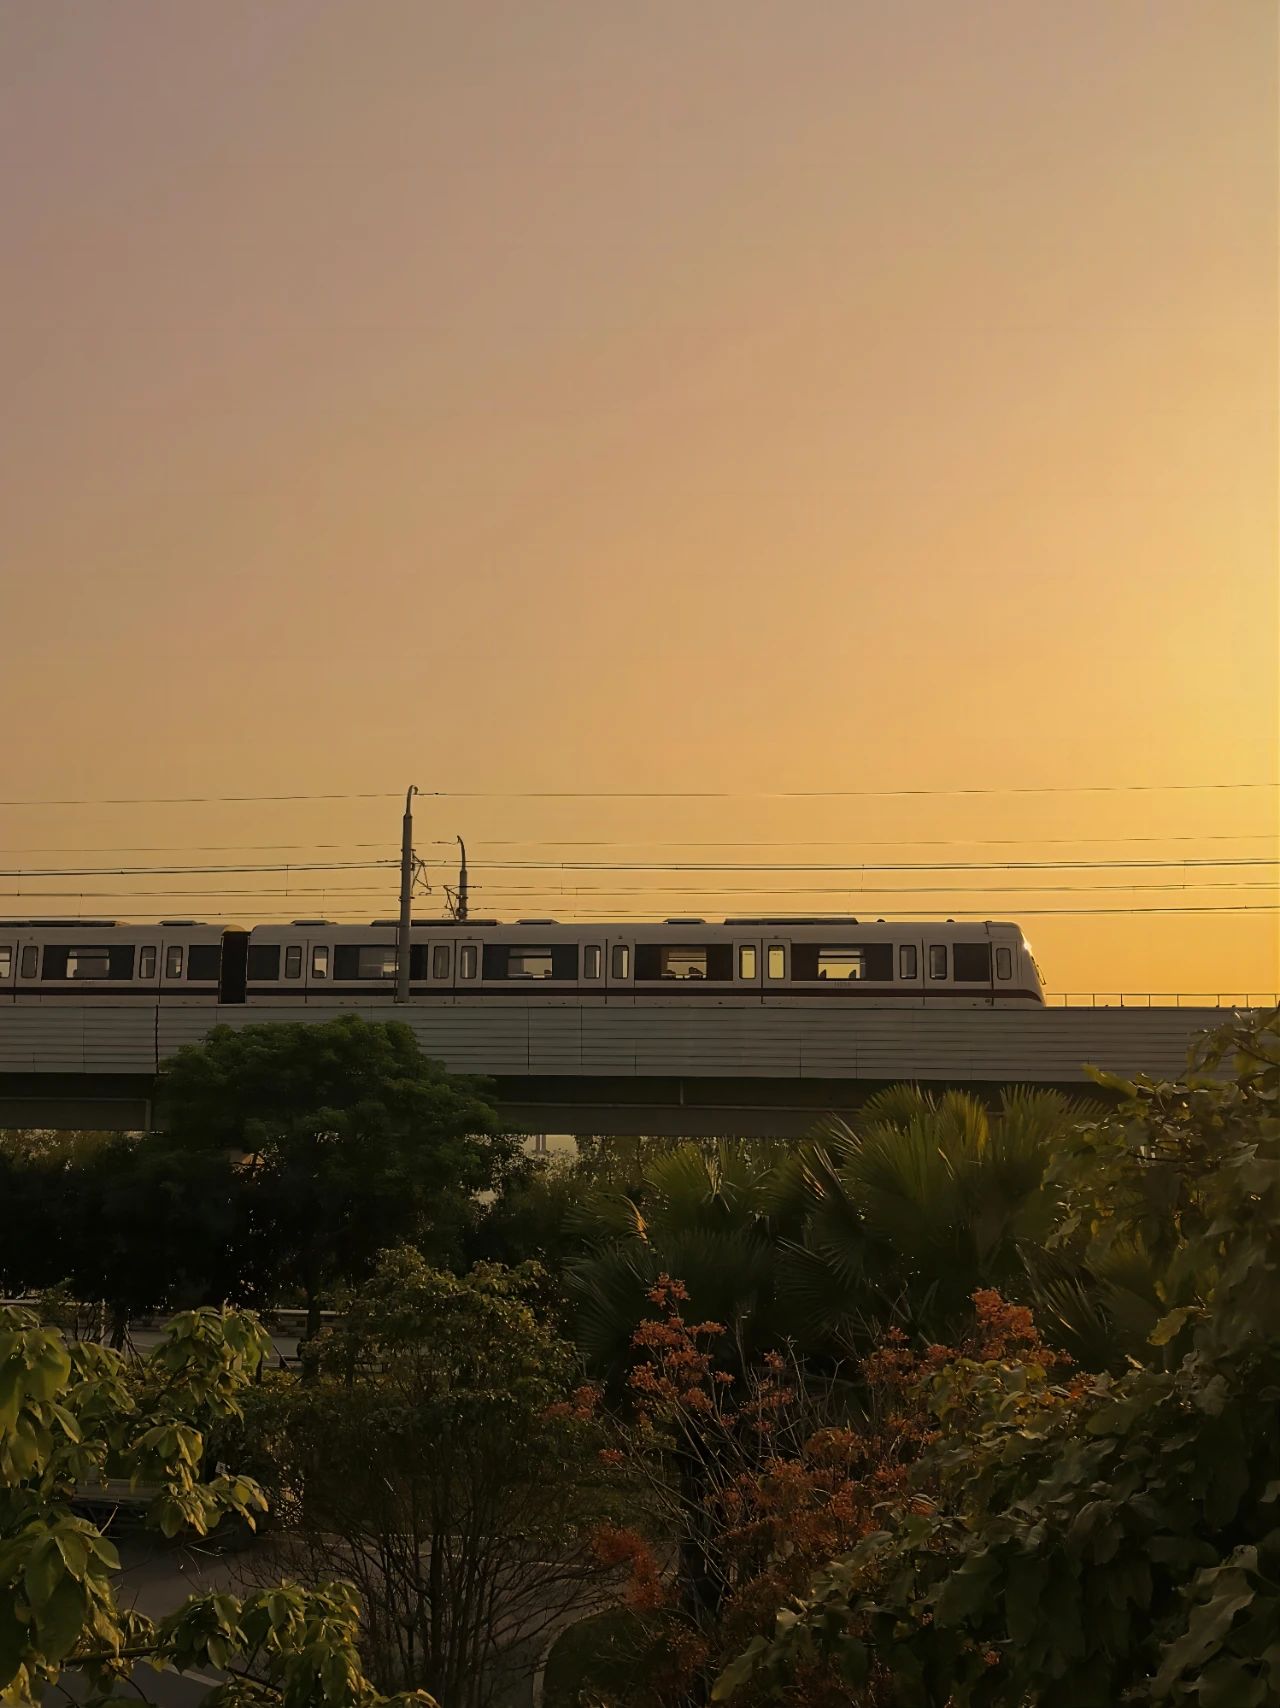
241,916,1043,1006
0,916,1046,1006
0,920,244,1005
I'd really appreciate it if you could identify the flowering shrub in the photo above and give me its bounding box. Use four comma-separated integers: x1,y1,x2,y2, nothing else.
583,1277,1065,1705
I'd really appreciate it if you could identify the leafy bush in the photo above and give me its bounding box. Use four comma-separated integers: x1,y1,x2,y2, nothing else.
717,1008,1280,1707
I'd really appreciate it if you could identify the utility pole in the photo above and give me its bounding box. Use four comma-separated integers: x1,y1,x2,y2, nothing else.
455,835,468,922
396,785,418,1003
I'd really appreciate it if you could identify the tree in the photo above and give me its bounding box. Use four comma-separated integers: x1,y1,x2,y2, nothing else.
0,1133,255,1341
718,1007,1280,1708
0,1301,434,1708
563,1097,1085,1383
156,1016,518,1333
781,1085,1088,1351
0,1147,64,1302
244,1248,624,1708
64,1137,253,1342
566,1143,804,1384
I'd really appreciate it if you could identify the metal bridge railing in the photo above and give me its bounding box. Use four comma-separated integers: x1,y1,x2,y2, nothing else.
1045,993,1280,1010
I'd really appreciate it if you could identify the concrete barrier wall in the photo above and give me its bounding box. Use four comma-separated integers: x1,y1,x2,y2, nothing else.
0,999,1225,1085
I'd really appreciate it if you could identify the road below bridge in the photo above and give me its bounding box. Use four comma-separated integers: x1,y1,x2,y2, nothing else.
0,998,1253,1135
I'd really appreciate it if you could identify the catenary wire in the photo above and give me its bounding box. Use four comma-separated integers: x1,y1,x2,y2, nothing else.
52,904,1280,921
2,781,1277,806
6,881,1276,903
1,832,1275,856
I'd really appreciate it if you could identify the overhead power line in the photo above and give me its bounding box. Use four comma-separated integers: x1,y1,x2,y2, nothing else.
0,793,400,807
2,781,1276,807
6,880,1275,904
0,832,1273,858
0,843,398,856
464,857,1278,874
418,783,1280,800
466,881,1278,897
3,857,1272,887
45,904,1280,922
0,861,395,881
425,833,1280,851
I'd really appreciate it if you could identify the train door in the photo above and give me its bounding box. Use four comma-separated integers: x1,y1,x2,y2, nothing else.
580,941,605,996
897,939,924,997
160,937,186,999
763,937,788,995
734,938,762,996
306,936,332,998
428,938,455,993
16,937,41,998
605,938,633,1000
455,937,482,995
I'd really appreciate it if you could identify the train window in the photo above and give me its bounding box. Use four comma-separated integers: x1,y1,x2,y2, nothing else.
738,945,757,980
953,944,992,982
432,944,451,979
139,946,157,979
995,946,1013,980
583,945,602,979
820,948,865,981
0,948,10,980
791,944,893,981
899,945,918,980
635,944,733,981
247,945,280,980
928,945,948,980
334,945,396,979
611,944,630,980
165,946,184,979
41,945,136,980
187,945,222,981
284,945,303,979
767,946,786,980
311,945,330,980
20,946,38,979
483,944,577,979
63,950,109,979
365,946,397,979
459,944,478,980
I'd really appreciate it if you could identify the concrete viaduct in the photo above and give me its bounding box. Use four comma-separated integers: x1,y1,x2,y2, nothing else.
0,998,1256,1137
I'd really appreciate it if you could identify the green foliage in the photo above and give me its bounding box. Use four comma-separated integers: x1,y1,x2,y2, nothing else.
156,1016,517,1324
247,1248,623,1708
565,1093,1085,1379
567,1141,801,1378
786,1086,1088,1349
0,1303,431,1708
715,1008,1280,1707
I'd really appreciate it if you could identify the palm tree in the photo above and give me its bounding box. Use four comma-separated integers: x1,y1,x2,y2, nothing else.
777,1085,1090,1351
565,1139,803,1380
565,1091,1093,1378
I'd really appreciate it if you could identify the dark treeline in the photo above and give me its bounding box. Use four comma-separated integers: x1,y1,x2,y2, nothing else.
0,1015,523,1339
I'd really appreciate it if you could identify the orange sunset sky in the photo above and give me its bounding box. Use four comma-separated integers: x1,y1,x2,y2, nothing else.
2,0,1277,996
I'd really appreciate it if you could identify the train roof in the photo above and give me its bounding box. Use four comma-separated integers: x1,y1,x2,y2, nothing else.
4,916,1027,933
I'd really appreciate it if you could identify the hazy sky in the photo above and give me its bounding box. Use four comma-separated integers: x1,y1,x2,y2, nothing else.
2,0,1276,992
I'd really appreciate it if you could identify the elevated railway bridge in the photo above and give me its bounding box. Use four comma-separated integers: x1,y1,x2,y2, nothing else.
1,993,1271,1137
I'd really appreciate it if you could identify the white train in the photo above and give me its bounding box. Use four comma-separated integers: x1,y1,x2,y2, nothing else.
0,917,1045,1006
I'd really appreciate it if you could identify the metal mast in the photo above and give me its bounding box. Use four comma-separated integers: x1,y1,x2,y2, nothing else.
396,785,417,1002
